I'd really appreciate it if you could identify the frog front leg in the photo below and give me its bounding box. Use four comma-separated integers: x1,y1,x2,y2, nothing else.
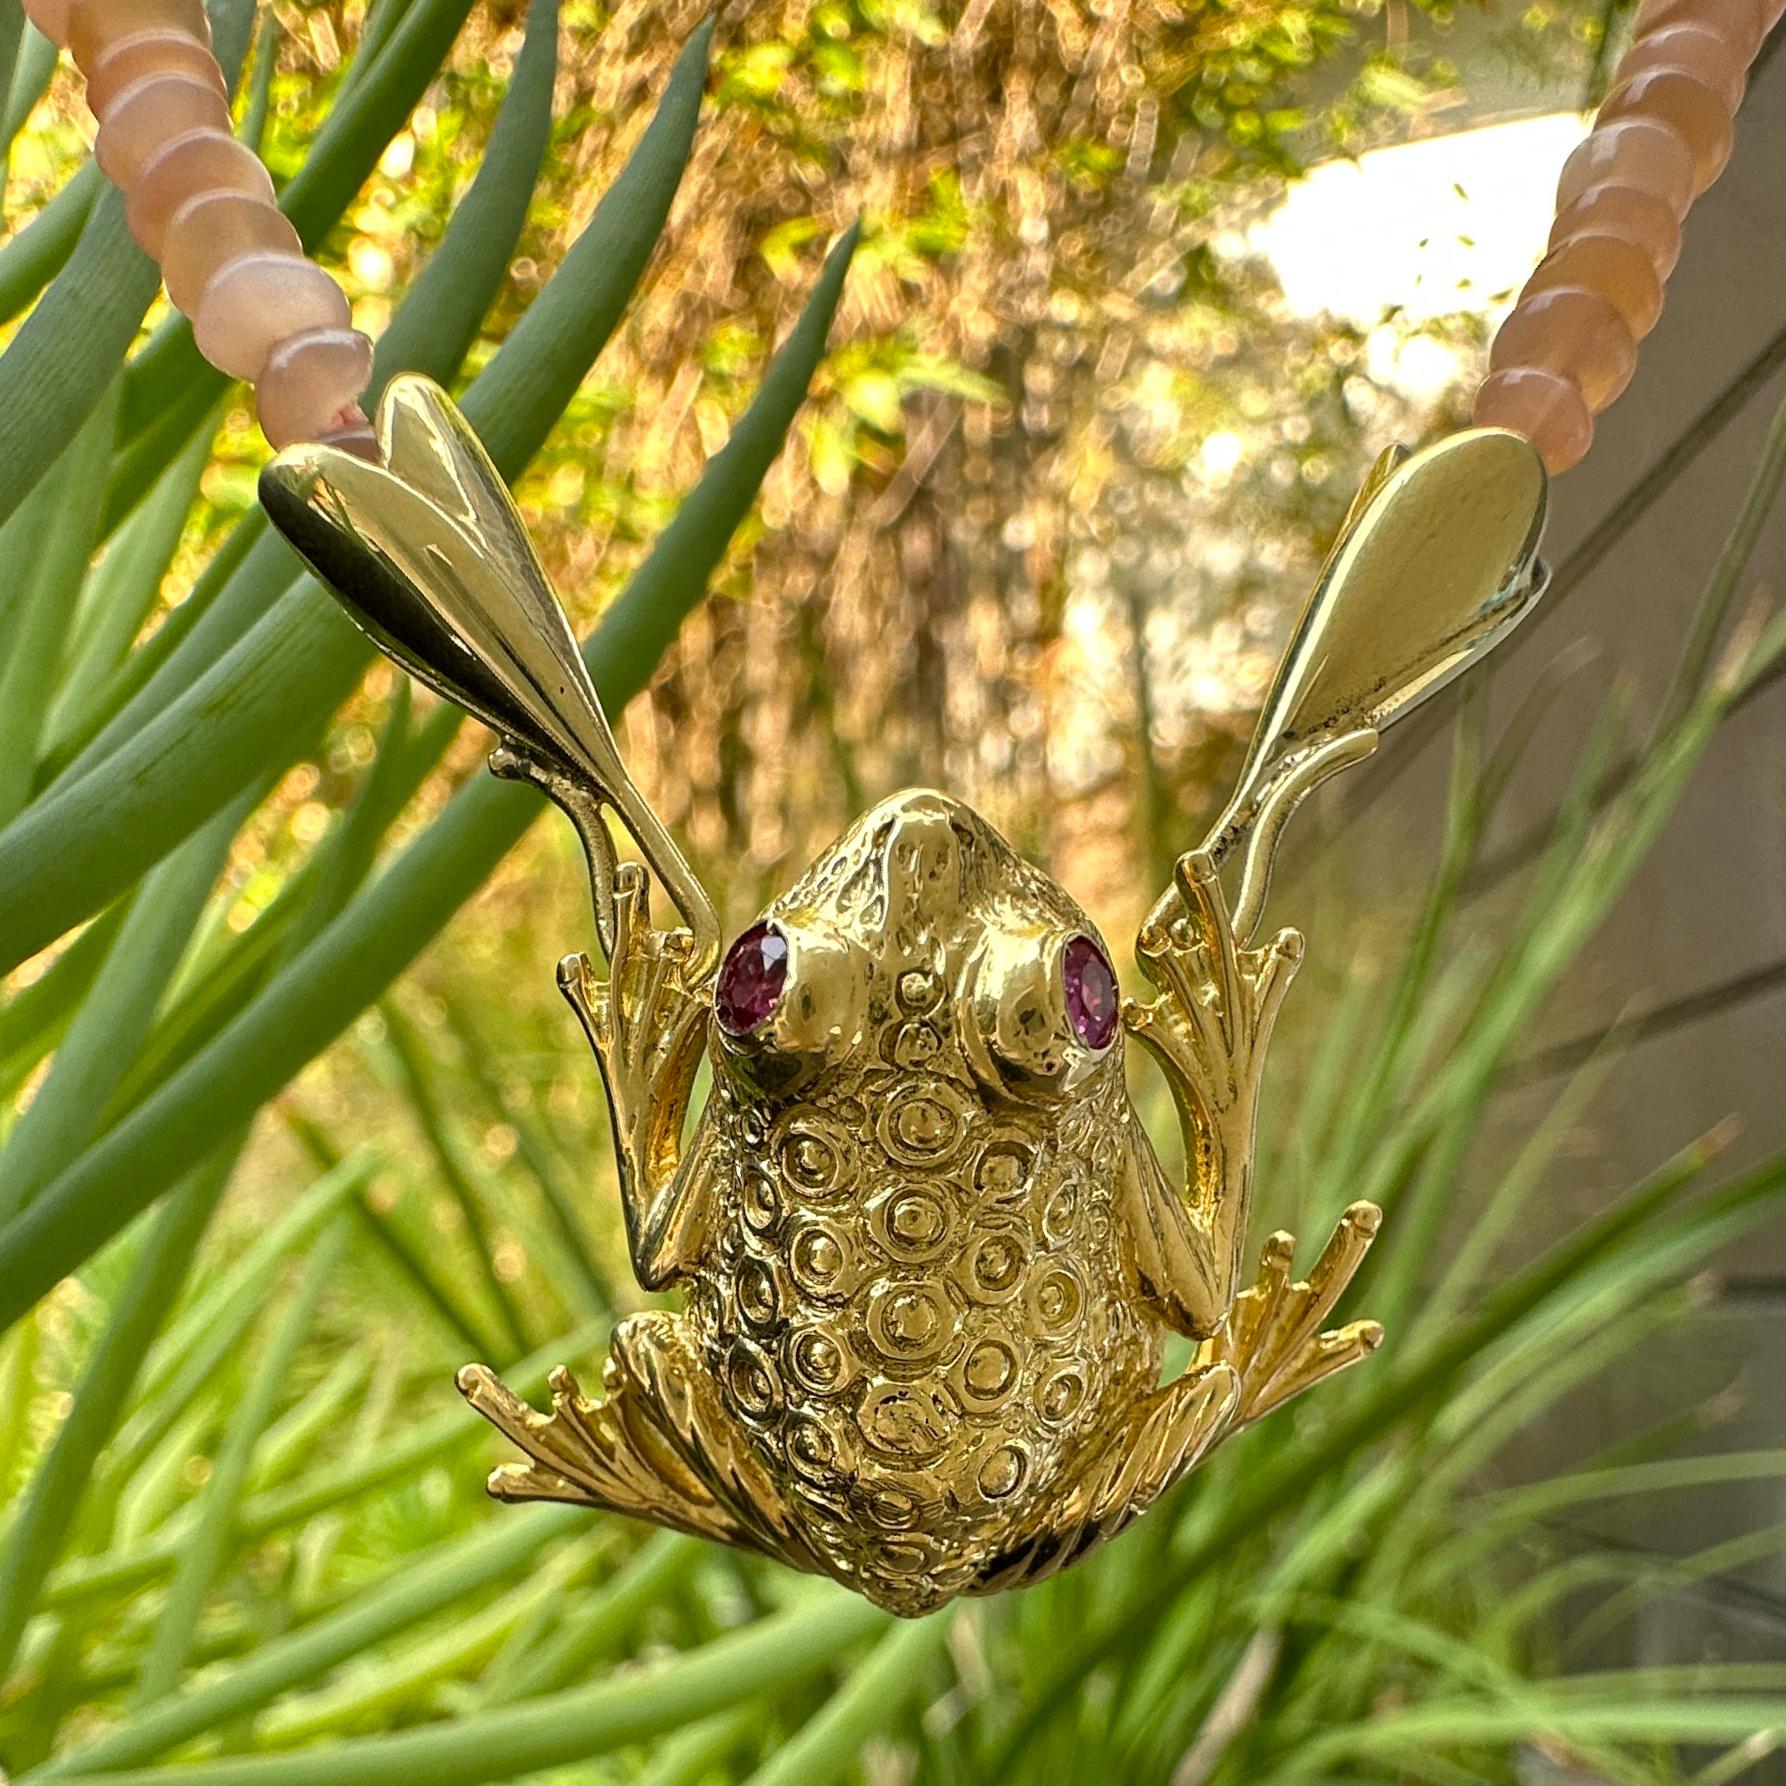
1121,844,1304,1337
490,741,714,1292
555,863,713,1295
1121,846,1382,1409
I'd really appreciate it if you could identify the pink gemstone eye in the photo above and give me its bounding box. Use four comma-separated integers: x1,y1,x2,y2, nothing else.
716,920,790,1036
1063,935,1119,1051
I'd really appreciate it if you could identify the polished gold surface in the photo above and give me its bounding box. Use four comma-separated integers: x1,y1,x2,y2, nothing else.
265,385,1549,1616
1160,426,1550,945
260,375,720,978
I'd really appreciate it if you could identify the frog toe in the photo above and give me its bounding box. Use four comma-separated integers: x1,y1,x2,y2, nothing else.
457,1344,762,1554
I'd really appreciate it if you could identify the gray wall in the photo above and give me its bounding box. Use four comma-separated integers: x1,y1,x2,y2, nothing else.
1293,45,1786,1675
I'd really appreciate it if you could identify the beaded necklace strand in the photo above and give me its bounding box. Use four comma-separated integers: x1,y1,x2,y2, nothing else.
21,0,377,457
16,0,1783,475
1474,0,1783,471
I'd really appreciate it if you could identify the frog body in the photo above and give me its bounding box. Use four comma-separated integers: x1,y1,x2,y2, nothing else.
268,380,1547,1615
687,793,1162,1609
455,777,1388,1616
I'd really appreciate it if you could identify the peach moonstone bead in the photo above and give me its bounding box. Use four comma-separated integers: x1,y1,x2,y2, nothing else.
318,419,381,461
1490,286,1637,410
1554,117,1695,219
94,72,231,188
1633,0,1766,64
1615,22,1749,112
1473,370,1594,474
194,252,353,381
86,31,228,116
127,128,274,257
68,0,211,71
1599,68,1734,193
1548,181,1683,278
1524,232,1664,337
256,329,376,449
20,0,73,45
163,190,301,316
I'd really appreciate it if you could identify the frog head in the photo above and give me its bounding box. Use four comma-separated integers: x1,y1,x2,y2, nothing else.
708,789,1124,1106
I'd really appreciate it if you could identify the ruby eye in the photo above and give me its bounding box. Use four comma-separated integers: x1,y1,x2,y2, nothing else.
1063,935,1119,1050
716,921,790,1036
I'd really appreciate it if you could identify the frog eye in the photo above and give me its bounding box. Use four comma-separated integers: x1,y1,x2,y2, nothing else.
716,921,790,1037
714,917,866,1084
965,928,1120,1097
1062,935,1120,1050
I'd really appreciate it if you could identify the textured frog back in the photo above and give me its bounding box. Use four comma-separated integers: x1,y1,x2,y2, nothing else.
689,1062,1160,1615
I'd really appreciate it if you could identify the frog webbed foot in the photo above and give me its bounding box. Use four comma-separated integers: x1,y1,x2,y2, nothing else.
968,1206,1382,1597
1126,847,1303,1129
1201,1201,1385,1424
456,1339,740,1546
559,864,707,1124
557,865,712,1288
457,1313,821,1572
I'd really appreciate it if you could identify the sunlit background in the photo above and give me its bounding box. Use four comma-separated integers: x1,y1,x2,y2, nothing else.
1,0,1618,1503
0,0,1620,1415
1053,108,1590,831
17,2,1778,1778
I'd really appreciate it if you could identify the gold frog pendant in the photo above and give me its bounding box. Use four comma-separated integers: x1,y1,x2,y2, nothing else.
263,378,1548,1616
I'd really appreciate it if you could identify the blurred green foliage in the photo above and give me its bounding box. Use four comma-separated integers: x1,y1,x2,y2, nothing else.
9,0,1786,1782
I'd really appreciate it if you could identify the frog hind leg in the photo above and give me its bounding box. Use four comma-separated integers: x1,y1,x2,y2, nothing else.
604,1312,831,1573
967,1363,1242,1596
457,1312,823,1573
971,1206,1387,1596
456,1332,746,1552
